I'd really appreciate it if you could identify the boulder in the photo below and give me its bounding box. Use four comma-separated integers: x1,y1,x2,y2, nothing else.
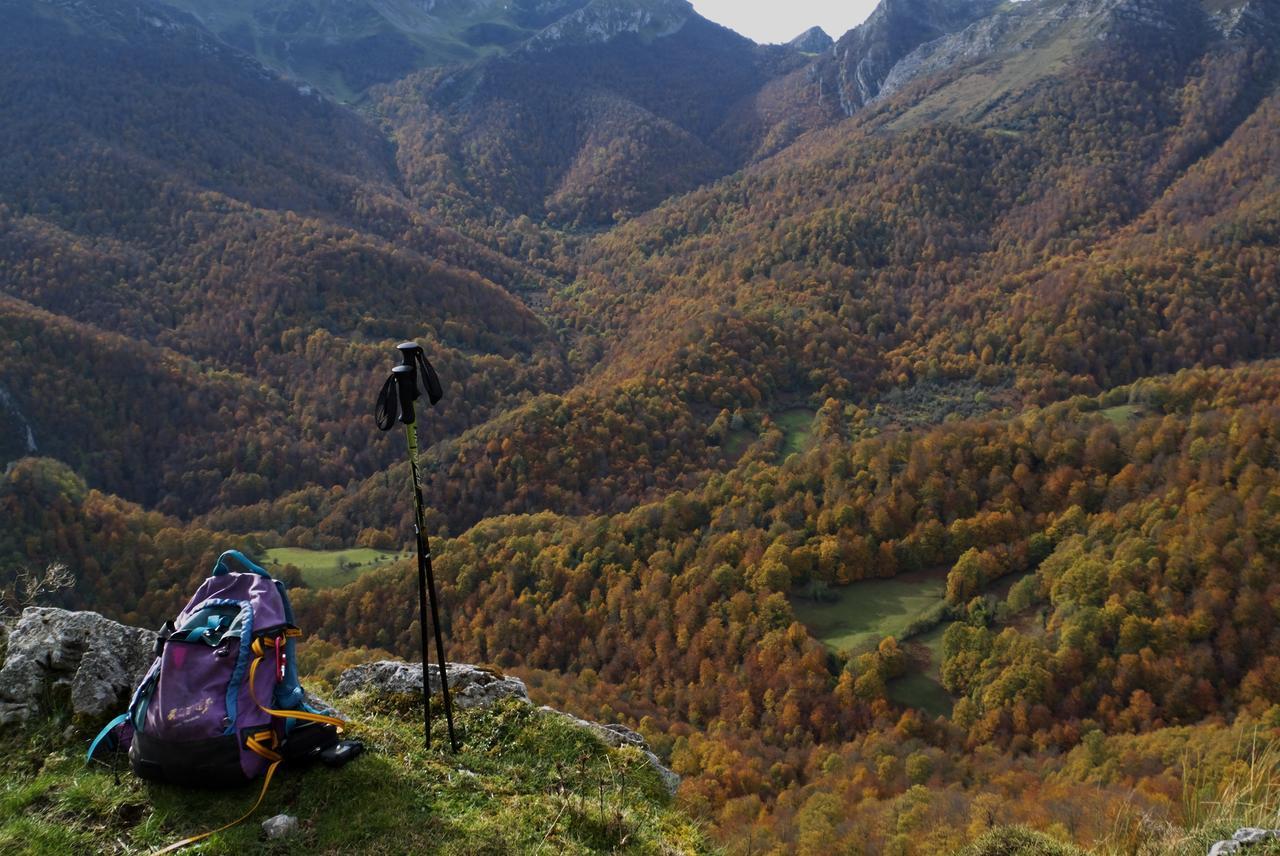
0,607,156,727
334,660,530,709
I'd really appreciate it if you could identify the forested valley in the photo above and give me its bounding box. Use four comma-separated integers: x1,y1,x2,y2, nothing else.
3,0,1280,852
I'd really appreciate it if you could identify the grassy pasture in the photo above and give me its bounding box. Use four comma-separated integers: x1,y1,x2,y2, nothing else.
1100,404,1145,426
791,567,948,654
776,408,816,457
889,621,953,717
265,547,405,589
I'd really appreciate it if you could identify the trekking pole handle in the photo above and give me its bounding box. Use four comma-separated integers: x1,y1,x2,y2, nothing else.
398,341,444,406
374,343,443,431
392,365,417,426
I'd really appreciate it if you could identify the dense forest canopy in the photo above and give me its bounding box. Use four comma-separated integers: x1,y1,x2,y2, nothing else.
3,0,1280,852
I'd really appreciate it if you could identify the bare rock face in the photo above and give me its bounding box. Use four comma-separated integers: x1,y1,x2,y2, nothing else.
0,607,156,727
524,0,692,52
1208,828,1280,855
334,660,531,709
1210,0,1280,39
787,26,833,53
815,0,1003,116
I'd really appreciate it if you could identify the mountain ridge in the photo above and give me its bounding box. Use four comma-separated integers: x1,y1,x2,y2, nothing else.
5,0,1280,853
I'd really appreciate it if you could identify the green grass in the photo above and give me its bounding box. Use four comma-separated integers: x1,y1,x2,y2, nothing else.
0,694,706,855
791,568,948,654
264,547,404,590
1099,404,1144,426
887,671,953,718
889,621,953,716
776,408,816,458
723,428,756,458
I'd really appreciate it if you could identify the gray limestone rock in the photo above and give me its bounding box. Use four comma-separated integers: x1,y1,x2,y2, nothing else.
1208,828,1280,855
0,607,155,727
787,26,834,53
262,814,299,840
333,660,531,709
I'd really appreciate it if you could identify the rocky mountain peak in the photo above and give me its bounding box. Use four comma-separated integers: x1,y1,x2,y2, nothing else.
787,25,834,52
815,0,1003,116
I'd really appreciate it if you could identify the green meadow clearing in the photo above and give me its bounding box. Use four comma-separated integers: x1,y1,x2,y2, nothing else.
793,568,956,716
718,407,817,460
265,547,405,589
777,408,816,457
790,568,948,654
888,621,954,717
1100,403,1145,426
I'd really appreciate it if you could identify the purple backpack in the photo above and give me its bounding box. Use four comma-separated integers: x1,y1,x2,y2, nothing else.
89,550,344,786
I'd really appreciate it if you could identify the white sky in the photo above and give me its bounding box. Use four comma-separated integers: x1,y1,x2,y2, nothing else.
690,1,880,44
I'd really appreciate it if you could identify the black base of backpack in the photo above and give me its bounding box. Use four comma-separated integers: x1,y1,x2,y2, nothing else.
130,721,354,787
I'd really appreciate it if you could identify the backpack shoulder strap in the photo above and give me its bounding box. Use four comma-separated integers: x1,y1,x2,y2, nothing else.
86,712,130,763
212,550,270,578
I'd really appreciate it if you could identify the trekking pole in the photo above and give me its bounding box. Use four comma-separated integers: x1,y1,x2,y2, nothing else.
374,342,460,752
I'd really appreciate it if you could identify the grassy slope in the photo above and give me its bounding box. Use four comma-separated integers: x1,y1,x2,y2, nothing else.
776,408,817,458
890,621,953,716
0,695,705,855
264,548,404,590
1099,404,1145,427
790,567,948,654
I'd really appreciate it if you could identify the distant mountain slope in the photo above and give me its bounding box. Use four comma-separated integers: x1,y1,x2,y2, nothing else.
155,0,591,98
0,0,571,512
374,9,811,226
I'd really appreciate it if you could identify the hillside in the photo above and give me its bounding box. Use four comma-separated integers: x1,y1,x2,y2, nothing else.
4,0,1280,853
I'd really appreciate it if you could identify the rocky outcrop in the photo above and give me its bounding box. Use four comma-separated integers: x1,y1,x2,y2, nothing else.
1209,828,1280,855
336,659,681,795
0,607,155,726
816,0,1234,117
1210,0,1280,39
524,0,692,52
334,660,532,709
0,382,37,462
787,26,833,53
0,610,682,796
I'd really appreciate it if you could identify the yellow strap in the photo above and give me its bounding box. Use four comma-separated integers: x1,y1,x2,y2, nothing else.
248,653,346,731
149,757,281,855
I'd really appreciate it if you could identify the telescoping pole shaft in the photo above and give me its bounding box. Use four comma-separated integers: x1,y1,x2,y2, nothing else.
394,363,435,742
406,418,459,753
402,415,434,749
392,356,459,753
